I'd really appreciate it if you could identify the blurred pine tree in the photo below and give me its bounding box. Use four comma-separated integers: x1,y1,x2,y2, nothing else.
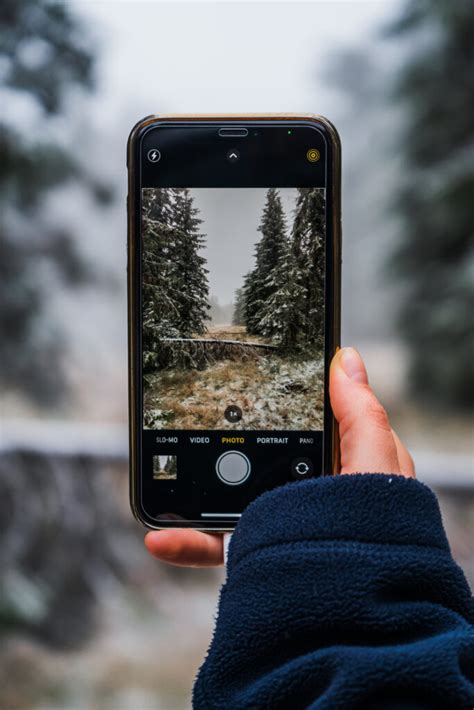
0,0,110,404
388,0,474,408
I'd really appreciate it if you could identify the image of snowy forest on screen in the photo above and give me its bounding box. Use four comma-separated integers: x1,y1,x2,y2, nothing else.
142,187,325,430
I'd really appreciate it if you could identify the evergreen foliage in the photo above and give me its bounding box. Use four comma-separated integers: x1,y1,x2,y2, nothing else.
142,188,210,371
0,0,110,403
387,1,474,407
257,240,307,349
232,288,245,326
143,185,325,369
291,188,326,348
165,456,177,477
242,187,326,351
243,189,289,335
171,189,210,337
142,188,179,353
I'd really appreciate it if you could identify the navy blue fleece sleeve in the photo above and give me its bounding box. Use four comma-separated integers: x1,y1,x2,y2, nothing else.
193,475,474,709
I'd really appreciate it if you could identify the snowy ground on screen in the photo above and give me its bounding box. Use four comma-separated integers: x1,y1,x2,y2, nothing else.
143,347,324,431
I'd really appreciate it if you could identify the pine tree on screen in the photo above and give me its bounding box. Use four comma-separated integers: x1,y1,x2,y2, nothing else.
291,188,326,346
257,240,306,349
167,456,177,477
243,188,288,334
142,188,180,354
171,188,210,336
232,288,245,326
241,270,256,329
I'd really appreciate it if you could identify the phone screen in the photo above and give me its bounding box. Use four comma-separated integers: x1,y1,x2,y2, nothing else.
131,121,339,527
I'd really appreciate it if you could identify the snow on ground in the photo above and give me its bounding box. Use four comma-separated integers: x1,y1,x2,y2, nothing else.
144,354,324,430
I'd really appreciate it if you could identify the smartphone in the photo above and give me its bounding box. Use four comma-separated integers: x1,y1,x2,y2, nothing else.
127,114,341,530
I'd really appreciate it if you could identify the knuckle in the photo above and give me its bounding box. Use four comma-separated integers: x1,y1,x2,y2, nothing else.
366,398,391,431
337,387,392,438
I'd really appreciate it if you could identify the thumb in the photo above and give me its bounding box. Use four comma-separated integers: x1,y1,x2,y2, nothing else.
330,347,401,475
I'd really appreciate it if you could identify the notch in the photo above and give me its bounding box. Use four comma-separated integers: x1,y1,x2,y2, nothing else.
218,127,248,138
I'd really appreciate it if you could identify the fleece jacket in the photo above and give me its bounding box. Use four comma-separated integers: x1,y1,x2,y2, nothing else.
193,474,474,709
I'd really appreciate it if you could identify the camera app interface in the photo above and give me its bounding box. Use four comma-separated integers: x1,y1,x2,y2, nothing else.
141,186,326,521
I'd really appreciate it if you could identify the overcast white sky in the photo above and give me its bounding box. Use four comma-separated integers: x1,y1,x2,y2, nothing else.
67,0,400,277
76,1,398,123
193,187,298,303
69,1,395,307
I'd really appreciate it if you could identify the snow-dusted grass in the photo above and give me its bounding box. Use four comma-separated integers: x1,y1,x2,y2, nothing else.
144,353,324,430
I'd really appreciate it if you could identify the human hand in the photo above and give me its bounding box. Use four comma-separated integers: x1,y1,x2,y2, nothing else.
144,347,415,567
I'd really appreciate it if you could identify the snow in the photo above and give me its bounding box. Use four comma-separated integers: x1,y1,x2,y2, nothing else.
145,355,325,431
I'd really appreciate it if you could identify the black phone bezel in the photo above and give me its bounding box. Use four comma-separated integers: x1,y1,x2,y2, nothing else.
127,115,341,531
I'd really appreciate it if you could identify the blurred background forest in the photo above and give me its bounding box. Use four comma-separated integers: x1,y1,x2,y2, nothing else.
0,1,473,708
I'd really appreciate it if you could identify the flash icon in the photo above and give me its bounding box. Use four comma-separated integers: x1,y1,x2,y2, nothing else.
147,148,161,163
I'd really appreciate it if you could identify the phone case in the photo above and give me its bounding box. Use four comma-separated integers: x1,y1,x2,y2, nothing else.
127,114,341,529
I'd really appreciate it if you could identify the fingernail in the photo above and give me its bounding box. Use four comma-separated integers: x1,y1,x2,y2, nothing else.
340,347,368,384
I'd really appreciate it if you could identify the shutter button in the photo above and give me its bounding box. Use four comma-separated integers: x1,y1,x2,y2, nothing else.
216,451,251,485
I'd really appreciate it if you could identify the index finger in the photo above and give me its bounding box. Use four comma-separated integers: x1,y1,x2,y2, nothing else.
144,529,224,567
391,429,416,478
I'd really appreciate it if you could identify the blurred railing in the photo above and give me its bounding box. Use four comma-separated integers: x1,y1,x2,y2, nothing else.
0,421,143,649
1,419,472,651
3,420,472,486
